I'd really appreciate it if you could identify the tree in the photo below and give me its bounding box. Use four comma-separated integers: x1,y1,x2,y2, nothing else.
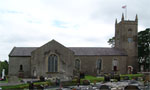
107,37,115,47
0,60,9,77
138,28,150,71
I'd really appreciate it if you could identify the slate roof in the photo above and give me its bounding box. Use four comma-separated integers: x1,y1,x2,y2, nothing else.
69,47,127,56
9,47,38,57
9,47,127,57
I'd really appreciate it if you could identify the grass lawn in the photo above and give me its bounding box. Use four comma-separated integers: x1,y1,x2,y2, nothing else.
1,83,29,89
1,81,51,89
81,75,104,83
80,74,144,83
120,74,144,80
0,78,8,83
0,80,8,83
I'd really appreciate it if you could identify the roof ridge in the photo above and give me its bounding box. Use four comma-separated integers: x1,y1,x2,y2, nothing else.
9,47,16,56
68,47,112,48
14,47,39,48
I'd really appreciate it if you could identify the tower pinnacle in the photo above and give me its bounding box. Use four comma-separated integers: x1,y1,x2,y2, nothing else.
115,19,117,24
121,13,124,21
135,14,138,21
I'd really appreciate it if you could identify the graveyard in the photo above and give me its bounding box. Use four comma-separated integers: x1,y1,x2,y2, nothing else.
0,73,150,90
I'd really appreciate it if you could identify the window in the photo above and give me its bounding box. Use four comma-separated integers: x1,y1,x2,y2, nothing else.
96,59,102,74
19,65,23,71
96,59,102,71
33,67,36,77
75,59,80,71
112,59,118,71
128,29,132,37
128,38,132,42
48,54,58,72
128,29,132,33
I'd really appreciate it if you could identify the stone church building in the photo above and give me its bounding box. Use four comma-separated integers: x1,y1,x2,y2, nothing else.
9,14,138,79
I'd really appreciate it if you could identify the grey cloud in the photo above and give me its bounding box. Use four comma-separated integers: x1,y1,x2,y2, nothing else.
0,0,149,60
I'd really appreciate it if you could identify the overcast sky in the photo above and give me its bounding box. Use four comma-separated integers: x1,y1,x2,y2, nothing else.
0,0,149,61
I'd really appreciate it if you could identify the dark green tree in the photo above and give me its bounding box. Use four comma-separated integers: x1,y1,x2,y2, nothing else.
107,37,115,47
138,28,150,71
0,60,9,76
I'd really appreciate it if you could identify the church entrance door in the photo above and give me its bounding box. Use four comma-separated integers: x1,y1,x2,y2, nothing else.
33,70,37,77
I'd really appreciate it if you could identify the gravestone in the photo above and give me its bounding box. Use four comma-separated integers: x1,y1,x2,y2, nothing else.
29,82,34,90
82,80,90,85
145,74,150,81
2,69,5,80
40,76,45,81
80,72,85,79
56,78,60,86
124,85,140,90
110,73,114,79
130,79,138,84
8,76,20,83
138,77,143,81
76,77,80,85
104,75,110,82
113,74,120,81
123,76,129,80
99,85,110,90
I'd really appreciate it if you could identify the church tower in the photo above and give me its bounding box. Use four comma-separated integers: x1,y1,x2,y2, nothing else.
115,14,138,73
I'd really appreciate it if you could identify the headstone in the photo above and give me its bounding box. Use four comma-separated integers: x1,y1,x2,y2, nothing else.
130,79,138,84
82,80,90,85
35,85,44,89
29,82,34,90
99,85,110,90
124,76,129,80
116,75,120,81
80,72,85,79
138,77,143,81
40,76,45,81
8,76,20,83
104,75,110,82
2,69,5,80
110,73,114,79
56,78,60,86
124,85,140,90
145,74,150,81
77,78,80,85
114,74,120,81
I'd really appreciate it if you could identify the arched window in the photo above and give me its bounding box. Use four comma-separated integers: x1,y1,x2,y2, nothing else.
112,59,118,71
96,59,102,71
128,29,132,35
96,59,102,74
48,54,58,72
19,65,23,71
33,67,37,77
75,59,80,71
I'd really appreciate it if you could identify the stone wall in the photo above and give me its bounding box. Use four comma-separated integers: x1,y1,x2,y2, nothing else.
75,55,127,75
9,56,31,77
31,40,74,79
